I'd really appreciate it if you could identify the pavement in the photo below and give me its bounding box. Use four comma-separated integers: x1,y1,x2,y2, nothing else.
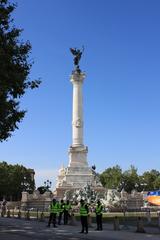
0,217,160,240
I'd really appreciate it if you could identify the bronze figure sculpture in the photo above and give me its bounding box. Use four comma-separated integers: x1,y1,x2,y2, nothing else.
70,47,84,70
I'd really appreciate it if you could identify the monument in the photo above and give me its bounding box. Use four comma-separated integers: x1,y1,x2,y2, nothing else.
55,48,102,198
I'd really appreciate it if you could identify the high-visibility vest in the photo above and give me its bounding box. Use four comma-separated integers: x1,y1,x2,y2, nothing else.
95,204,103,215
59,203,64,213
80,204,88,216
50,203,59,214
64,203,71,211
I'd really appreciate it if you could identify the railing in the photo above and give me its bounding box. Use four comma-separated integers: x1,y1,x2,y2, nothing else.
0,208,50,220
1,208,160,229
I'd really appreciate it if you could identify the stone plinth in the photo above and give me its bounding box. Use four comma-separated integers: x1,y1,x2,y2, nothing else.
68,145,88,167
21,190,53,210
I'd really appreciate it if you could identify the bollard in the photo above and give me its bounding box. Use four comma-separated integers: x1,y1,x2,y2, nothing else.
7,210,11,218
88,215,93,228
36,209,39,220
39,211,45,222
121,210,129,230
1,205,6,217
18,210,21,219
136,217,146,233
113,216,120,231
157,211,160,228
12,209,15,218
26,210,30,220
146,210,151,224
69,213,77,226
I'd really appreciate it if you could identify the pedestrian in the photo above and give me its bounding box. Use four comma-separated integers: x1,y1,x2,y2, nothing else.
47,199,59,227
64,200,71,225
58,199,64,225
95,200,103,231
79,199,89,234
1,200,7,217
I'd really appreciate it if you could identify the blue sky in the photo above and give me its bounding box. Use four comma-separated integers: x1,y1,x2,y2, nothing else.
1,0,160,188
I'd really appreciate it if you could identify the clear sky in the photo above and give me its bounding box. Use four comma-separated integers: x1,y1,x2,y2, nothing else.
1,0,160,188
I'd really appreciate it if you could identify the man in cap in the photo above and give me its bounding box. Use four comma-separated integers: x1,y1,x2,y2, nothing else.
79,199,89,234
47,199,59,227
95,200,103,230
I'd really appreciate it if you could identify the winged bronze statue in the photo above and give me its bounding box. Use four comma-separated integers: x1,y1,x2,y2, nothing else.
70,46,84,69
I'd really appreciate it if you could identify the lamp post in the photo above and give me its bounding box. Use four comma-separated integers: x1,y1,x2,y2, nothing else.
121,198,129,230
119,180,125,192
21,176,29,192
44,180,52,191
135,183,138,190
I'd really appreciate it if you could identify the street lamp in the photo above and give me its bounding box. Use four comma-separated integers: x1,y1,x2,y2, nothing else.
21,176,29,192
121,199,129,230
135,183,138,190
44,179,52,191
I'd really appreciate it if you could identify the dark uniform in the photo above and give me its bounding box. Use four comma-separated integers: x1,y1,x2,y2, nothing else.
64,200,71,225
79,199,89,234
95,200,103,230
47,199,59,227
58,199,64,225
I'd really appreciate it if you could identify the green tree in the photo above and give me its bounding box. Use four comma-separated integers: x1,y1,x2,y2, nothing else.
37,186,52,194
100,165,160,193
100,165,122,189
0,161,35,201
0,0,40,141
0,161,9,198
141,169,160,191
100,165,141,193
121,165,139,193
37,186,47,194
153,176,160,190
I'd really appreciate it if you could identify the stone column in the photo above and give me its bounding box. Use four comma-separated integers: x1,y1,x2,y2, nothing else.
68,70,88,168
70,71,85,147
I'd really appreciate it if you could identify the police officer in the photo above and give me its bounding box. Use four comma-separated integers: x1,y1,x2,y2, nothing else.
79,199,89,234
95,200,103,230
47,199,59,227
64,200,71,225
58,199,64,225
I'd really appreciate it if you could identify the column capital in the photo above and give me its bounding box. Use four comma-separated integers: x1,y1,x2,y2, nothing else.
70,70,86,84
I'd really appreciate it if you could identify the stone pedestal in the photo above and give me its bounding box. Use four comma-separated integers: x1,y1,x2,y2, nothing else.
21,190,53,211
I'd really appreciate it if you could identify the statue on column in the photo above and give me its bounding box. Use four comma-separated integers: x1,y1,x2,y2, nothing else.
70,46,84,72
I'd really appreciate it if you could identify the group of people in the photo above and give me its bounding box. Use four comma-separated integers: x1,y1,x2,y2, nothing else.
47,198,103,234
47,199,71,227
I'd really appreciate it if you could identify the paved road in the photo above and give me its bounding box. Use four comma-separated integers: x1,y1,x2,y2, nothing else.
0,217,160,240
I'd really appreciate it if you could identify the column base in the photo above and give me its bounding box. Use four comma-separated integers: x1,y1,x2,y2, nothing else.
68,145,88,167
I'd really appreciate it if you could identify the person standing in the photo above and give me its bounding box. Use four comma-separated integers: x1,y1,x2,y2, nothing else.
95,200,103,231
58,199,64,225
47,199,59,227
79,199,89,234
64,200,71,225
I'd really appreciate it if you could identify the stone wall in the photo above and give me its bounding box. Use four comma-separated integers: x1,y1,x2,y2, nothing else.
21,190,53,211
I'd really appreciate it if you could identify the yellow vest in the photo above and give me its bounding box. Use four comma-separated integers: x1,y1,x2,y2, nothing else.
80,205,88,216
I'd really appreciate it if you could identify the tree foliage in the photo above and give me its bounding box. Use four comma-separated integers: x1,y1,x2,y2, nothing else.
100,165,122,189
37,186,52,194
100,165,160,193
121,165,139,193
0,0,40,141
140,170,160,191
0,161,35,201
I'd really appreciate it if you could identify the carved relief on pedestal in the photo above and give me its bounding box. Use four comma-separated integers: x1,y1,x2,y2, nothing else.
72,118,83,128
